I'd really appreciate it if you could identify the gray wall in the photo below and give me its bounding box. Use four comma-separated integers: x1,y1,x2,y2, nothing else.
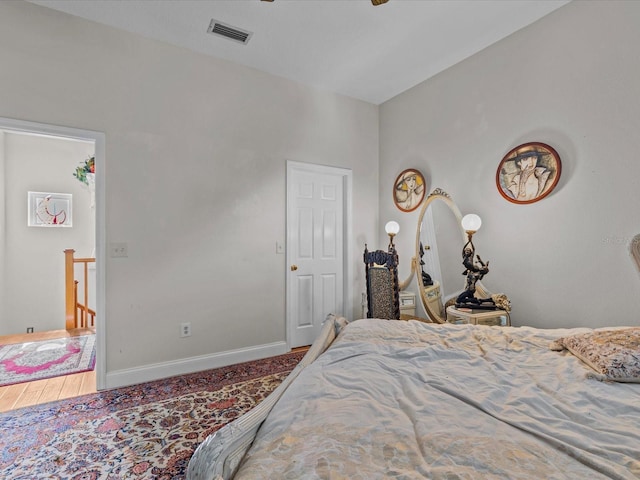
0,132,94,335
380,0,640,329
0,1,378,382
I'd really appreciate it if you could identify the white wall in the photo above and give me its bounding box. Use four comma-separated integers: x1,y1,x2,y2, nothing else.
0,1,378,383
0,134,5,321
380,0,640,329
0,132,94,335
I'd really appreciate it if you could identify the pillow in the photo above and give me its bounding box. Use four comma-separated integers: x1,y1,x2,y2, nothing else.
552,328,640,383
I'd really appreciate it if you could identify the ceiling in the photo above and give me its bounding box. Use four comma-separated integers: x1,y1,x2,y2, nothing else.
28,0,570,105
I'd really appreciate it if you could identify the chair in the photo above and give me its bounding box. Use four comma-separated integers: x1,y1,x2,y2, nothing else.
363,245,400,319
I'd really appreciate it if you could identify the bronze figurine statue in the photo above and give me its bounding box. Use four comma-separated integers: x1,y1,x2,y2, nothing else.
455,239,497,310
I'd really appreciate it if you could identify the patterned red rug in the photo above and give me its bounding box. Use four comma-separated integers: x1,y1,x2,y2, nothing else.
0,350,305,479
0,335,96,387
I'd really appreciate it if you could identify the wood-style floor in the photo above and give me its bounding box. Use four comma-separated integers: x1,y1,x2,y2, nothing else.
0,331,308,413
0,328,97,413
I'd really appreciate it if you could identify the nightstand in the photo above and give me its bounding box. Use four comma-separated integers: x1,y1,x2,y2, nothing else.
446,305,511,326
399,291,416,317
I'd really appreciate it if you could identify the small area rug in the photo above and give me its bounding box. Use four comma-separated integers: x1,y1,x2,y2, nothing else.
0,349,305,479
0,334,96,387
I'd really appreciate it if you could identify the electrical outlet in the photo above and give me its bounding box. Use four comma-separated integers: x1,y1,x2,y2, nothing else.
180,322,192,338
26,327,34,333
110,242,128,258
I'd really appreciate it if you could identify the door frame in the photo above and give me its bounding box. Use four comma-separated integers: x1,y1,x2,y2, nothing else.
286,160,353,348
0,116,106,390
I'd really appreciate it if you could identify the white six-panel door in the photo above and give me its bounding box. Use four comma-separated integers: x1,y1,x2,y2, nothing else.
286,161,351,348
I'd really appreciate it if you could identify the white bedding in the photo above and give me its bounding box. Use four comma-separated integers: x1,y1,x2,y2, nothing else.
234,318,640,479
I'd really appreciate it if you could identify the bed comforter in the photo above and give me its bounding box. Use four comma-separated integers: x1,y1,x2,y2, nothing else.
234,318,640,479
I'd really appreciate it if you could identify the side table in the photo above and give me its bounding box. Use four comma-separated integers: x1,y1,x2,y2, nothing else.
399,291,416,317
446,305,511,326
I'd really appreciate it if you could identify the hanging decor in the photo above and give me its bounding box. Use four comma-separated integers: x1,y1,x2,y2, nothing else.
496,142,561,204
393,168,426,212
73,154,96,208
27,192,72,227
73,155,95,186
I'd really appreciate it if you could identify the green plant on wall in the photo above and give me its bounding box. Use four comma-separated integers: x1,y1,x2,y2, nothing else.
73,156,95,185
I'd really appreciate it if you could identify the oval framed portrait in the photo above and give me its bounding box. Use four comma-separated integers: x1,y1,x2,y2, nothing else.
393,168,426,212
496,142,561,204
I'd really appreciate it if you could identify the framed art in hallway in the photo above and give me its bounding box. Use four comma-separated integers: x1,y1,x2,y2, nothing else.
27,191,72,227
496,142,561,204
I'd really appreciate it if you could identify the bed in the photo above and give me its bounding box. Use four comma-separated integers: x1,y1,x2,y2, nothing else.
187,315,640,479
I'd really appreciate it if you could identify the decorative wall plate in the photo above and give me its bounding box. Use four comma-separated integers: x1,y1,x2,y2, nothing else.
393,168,426,212
496,142,561,204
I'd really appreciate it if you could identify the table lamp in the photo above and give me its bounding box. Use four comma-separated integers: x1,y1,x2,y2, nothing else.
385,221,400,250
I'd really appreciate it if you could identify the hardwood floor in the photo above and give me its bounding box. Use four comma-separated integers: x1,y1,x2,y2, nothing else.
0,328,97,413
0,332,307,413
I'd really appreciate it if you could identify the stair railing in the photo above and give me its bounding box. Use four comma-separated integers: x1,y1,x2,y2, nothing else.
64,248,96,329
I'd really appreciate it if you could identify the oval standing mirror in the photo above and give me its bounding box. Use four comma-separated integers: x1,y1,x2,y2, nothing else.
414,188,493,323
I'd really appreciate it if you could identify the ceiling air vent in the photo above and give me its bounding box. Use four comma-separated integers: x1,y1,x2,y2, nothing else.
207,19,253,45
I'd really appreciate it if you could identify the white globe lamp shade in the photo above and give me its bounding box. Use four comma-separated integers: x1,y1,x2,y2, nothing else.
385,221,400,235
461,214,482,233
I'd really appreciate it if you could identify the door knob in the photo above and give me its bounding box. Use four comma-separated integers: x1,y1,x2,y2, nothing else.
290,265,298,271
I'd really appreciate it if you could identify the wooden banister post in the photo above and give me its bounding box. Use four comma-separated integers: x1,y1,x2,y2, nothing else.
64,249,75,330
83,261,89,327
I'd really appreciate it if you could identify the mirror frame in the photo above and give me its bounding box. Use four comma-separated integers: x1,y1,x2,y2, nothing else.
414,188,491,323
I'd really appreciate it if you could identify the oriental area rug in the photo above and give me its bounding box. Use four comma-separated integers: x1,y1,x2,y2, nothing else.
0,350,304,479
0,335,96,387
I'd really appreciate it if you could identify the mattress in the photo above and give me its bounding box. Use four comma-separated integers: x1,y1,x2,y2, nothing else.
234,318,640,479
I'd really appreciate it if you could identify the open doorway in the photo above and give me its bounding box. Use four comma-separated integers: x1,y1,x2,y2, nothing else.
1,131,94,334
0,117,105,405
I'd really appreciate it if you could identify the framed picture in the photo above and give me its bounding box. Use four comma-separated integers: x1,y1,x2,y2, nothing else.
393,168,426,212
496,142,561,204
28,192,72,227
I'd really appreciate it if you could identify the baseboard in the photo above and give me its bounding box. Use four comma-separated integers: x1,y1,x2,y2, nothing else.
103,341,289,390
